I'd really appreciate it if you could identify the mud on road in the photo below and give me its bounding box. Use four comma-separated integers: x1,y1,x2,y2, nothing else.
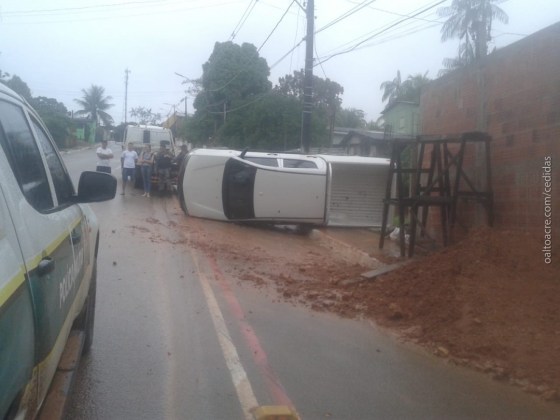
153,200,560,403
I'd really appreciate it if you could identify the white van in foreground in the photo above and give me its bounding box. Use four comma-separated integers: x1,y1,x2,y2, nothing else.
178,148,390,228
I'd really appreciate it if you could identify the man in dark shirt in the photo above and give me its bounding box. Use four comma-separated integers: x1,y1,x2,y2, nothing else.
155,143,173,193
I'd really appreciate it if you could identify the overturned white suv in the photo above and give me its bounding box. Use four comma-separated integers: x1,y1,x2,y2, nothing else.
0,83,116,418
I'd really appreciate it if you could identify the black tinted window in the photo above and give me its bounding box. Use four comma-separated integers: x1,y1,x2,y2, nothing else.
282,159,317,169
245,157,279,167
32,117,75,204
0,100,53,211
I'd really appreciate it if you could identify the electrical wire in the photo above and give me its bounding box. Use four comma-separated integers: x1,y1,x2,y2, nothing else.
317,7,441,58
257,0,296,52
314,0,378,35
314,0,447,67
229,0,258,41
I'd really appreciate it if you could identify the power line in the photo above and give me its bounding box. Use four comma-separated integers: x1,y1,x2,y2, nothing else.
257,0,296,52
314,0,378,35
314,0,447,67
317,7,441,58
1,0,242,24
229,0,259,41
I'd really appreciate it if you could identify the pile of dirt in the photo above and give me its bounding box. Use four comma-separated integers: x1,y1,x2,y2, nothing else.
184,218,559,401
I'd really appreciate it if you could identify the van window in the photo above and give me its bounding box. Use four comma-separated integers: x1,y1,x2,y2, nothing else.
32,117,75,205
0,100,53,211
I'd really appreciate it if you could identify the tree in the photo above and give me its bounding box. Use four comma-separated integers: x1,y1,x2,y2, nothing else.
400,72,431,103
74,85,114,126
380,71,431,105
194,41,271,117
438,0,508,70
31,96,68,116
335,108,367,129
276,70,344,144
30,96,72,148
380,70,403,104
2,75,32,102
190,41,272,145
130,107,161,125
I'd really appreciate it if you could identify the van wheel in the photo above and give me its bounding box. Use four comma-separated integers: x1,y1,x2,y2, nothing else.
74,262,97,354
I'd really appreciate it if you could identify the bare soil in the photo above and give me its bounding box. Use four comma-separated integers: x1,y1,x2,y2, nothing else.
181,215,560,402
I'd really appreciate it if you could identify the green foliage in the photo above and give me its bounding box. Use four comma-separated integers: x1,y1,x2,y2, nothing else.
30,96,72,148
188,42,340,149
74,85,114,126
31,96,68,116
380,71,431,106
41,114,72,148
438,0,509,71
1,75,33,102
335,108,366,129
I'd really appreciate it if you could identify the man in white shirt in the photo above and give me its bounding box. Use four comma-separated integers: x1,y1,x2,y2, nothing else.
96,140,113,173
121,142,138,195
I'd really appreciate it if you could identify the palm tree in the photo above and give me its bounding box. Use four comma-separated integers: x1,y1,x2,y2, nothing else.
381,71,431,105
439,0,508,64
380,70,403,104
74,85,114,126
401,72,431,103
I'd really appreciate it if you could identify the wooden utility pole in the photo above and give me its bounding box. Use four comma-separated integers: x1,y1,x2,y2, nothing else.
301,0,314,153
124,68,131,124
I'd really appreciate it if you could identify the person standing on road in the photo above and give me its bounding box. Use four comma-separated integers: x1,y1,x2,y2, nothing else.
96,140,113,173
173,144,189,167
155,142,173,195
121,142,138,195
138,144,154,197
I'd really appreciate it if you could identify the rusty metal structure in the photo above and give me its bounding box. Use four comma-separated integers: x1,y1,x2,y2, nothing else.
379,131,494,257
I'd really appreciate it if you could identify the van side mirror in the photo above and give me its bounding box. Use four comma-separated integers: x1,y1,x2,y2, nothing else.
73,171,117,203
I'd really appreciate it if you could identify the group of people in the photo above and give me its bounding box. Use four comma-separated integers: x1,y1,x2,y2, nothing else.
96,140,188,197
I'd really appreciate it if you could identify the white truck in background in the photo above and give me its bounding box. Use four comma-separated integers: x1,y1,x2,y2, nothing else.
122,124,177,190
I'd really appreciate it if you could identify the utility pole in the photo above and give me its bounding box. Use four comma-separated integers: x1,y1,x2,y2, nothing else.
301,0,314,153
124,68,131,124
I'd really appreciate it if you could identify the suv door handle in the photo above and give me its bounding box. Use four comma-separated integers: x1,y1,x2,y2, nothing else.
38,257,55,276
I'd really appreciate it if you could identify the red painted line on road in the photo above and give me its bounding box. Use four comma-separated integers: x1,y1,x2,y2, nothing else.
208,255,295,410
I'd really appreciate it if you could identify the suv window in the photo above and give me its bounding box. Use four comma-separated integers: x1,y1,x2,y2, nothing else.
282,159,318,169
32,117,75,204
0,100,53,211
245,157,279,167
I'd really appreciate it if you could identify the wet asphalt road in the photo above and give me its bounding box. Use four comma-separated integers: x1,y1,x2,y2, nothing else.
61,145,560,419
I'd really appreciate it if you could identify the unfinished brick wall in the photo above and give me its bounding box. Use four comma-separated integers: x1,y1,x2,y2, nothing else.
420,22,560,242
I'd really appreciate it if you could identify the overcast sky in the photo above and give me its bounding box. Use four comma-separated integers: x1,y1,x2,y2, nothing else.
0,0,558,125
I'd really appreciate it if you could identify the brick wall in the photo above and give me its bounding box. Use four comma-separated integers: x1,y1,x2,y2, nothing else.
420,22,560,241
